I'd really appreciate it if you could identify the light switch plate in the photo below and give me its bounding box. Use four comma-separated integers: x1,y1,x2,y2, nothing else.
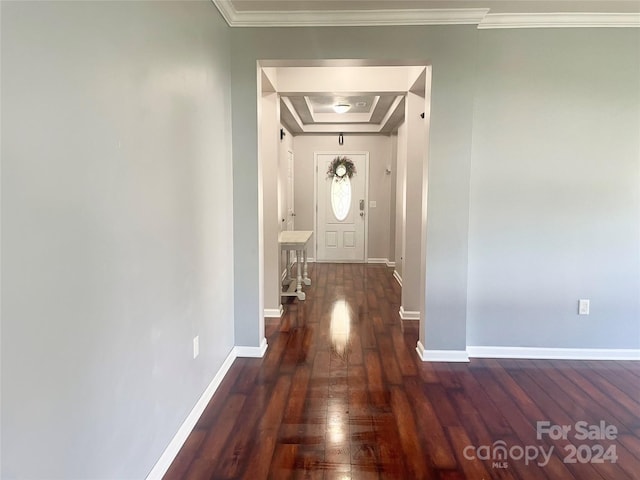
369,200,376,208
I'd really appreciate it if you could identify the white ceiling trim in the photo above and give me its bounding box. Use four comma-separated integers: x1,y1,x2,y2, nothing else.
213,2,488,26
212,1,640,28
479,12,640,29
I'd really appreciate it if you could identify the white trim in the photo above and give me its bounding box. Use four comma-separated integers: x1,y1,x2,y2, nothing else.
212,2,639,29
264,306,283,318
234,337,268,358
386,260,396,268
479,12,640,29
467,346,640,361
416,342,470,362
367,258,388,264
145,348,237,480
399,306,419,320
393,270,402,287
212,3,489,27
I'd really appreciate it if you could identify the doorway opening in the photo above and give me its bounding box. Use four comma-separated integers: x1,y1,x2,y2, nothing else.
257,59,432,357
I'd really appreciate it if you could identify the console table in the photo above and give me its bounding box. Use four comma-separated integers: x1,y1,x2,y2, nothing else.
278,230,312,301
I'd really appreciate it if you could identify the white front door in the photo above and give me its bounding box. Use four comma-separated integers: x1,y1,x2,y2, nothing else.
316,152,368,262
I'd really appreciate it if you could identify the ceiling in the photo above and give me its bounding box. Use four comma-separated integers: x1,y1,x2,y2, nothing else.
263,64,426,135
281,93,405,135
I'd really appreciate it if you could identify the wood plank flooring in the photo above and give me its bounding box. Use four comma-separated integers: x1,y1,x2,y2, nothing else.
164,263,640,480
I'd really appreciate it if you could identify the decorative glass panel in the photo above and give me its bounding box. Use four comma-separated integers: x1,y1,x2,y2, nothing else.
331,177,351,221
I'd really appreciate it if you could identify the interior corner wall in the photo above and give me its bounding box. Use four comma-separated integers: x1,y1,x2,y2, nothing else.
261,92,280,314
467,28,640,350
1,2,234,478
394,123,407,281
292,134,393,261
388,133,398,265
402,93,427,314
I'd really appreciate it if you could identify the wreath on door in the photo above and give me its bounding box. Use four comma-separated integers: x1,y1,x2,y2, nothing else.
327,156,356,180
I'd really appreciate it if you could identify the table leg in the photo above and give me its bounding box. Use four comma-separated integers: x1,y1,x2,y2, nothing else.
296,250,305,300
296,250,302,292
303,248,311,286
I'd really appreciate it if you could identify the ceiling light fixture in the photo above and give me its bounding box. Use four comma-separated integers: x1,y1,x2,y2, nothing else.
333,103,351,114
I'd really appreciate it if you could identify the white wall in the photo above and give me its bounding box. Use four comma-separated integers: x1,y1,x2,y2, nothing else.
292,134,394,261
1,2,234,478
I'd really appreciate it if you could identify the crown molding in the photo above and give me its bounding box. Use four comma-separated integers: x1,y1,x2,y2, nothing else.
479,12,640,29
212,1,489,27
212,1,640,28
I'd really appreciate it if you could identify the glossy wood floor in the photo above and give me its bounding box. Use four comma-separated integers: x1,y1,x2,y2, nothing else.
164,263,640,480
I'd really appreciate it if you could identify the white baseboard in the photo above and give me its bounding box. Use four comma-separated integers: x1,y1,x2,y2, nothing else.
234,337,268,358
145,348,237,480
399,306,419,320
367,257,388,264
416,341,470,362
264,305,284,318
393,270,402,287
467,346,640,361
386,260,396,268
145,336,269,479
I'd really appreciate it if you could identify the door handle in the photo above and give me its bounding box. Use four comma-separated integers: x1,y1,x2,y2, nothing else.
359,199,365,211
360,212,365,217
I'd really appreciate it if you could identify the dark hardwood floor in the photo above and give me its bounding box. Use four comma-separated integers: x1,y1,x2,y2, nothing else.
164,263,640,480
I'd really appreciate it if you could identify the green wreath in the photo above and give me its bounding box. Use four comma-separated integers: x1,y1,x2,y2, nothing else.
327,156,356,180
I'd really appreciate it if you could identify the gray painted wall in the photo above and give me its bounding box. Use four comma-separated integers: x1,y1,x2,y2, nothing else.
292,134,394,261
1,2,234,478
467,29,640,349
231,25,478,351
394,123,407,281
261,92,281,313
403,92,429,315
3,10,639,478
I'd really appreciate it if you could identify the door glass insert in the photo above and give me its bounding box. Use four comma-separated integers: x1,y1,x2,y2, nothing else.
330,177,351,221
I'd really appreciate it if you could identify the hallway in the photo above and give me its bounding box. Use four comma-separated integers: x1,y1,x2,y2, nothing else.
164,264,640,479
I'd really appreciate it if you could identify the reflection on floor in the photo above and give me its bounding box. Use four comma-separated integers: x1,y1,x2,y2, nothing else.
164,263,640,480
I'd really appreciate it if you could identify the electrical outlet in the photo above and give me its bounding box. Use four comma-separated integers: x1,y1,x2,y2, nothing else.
578,299,590,315
193,336,200,358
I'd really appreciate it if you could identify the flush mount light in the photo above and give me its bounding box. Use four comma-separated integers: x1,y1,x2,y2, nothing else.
333,103,351,114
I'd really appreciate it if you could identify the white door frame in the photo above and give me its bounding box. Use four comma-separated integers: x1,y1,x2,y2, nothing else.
314,151,369,263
